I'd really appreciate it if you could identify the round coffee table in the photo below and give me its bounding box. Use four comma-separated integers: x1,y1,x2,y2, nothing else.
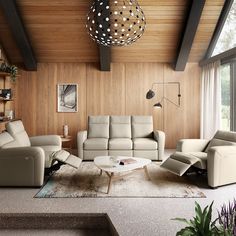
94,156,151,194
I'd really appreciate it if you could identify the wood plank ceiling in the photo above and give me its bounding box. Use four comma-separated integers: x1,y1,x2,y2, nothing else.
0,0,224,65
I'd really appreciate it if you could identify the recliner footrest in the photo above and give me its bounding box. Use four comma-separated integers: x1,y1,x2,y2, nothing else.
52,150,82,169
161,152,200,176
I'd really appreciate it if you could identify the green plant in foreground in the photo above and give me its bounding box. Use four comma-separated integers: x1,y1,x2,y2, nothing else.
172,201,218,236
217,199,236,236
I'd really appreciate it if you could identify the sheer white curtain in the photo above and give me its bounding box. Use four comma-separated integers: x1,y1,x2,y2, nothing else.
200,61,221,139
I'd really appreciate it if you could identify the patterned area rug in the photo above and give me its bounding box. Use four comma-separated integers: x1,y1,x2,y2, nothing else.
35,162,206,198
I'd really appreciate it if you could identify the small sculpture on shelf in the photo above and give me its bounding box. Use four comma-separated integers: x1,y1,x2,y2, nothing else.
0,89,12,100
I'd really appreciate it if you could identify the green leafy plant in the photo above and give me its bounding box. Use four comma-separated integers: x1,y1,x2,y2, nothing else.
172,201,218,236
0,62,18,82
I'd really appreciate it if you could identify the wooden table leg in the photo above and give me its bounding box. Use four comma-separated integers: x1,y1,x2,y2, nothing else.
107,173,114,194
144,166,151,180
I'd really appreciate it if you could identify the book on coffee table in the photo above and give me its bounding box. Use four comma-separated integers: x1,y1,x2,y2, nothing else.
119,158,137,165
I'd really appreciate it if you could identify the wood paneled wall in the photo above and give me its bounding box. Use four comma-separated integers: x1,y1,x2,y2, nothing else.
15,62,201,148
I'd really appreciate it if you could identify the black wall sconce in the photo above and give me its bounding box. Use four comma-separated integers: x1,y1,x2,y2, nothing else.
146,82,181,108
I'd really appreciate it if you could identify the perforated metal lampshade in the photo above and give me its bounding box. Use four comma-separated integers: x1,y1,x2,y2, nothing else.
86,0,146,47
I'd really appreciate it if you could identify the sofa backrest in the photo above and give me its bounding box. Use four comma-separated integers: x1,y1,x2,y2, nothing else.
88,116,109,138
131,116,153,138
205,130,236,152
110,116,131,138
0,132,13,148
6,120,31,147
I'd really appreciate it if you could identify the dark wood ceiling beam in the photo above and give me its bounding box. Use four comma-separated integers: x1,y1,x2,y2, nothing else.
99,45,111,71
174,0,205,71
0,0,37,70
96,0,110,71
204,0,234,60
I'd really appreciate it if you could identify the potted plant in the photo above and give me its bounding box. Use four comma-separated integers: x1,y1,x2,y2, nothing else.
173,200,236,236
173,201,218,236
0,62,18,82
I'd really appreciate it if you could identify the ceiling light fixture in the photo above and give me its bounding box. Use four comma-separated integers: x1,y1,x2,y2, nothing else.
146,82,181,108
86,0,146,47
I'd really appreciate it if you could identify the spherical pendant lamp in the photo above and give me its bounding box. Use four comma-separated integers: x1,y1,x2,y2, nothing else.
86,0,146,47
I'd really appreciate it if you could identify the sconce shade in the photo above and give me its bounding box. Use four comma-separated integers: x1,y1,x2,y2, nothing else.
146,89,155,99
154,102,162,109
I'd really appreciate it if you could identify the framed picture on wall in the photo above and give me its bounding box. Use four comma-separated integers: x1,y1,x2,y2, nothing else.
57,84,78,112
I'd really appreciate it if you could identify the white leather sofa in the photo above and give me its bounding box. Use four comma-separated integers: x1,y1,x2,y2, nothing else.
161,130,236,188
77,115,165,161
0,120,62,186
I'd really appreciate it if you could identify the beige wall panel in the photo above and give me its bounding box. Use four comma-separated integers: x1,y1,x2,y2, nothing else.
86,63,126,117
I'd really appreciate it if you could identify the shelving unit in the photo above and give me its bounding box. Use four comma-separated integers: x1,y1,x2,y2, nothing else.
0,72,16,132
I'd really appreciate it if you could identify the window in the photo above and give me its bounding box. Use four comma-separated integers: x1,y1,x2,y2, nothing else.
220,59,236,131
220,64,230,130
213,0,236,56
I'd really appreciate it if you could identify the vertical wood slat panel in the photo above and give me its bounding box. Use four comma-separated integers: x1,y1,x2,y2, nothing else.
15,62,201,148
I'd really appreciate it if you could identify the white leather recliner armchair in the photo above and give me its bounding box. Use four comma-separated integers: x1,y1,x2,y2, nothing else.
0,120,62,186
0,120,81,187
161,130,236,188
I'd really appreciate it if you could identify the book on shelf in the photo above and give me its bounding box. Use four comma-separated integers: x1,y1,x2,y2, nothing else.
119,158,137,165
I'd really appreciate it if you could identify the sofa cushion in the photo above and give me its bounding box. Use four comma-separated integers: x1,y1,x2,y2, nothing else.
88,116,109,139
132,116,153,138
0,132,14,148
110,116,131,138
205,138,236,153
109,138,133,150
6,120,31,147
133,138,157,150
84,138,108,150
214,130,236,142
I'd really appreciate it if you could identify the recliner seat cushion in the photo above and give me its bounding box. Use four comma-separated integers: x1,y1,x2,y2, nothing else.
132,116,153,138
109,138,132,150
84,138,108,150
40,145,61,168
88,116,109,138
110,116,131,138
6,120,31,147
133,138,157,150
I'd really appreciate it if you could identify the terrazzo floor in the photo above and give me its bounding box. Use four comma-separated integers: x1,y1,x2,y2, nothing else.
0,149,236,236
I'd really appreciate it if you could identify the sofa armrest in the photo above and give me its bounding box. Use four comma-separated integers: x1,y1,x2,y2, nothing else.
207,146,236,188
153,130,165,161
0,147,45,186
176,139,209,152
30,135,61,147
77,131,87,159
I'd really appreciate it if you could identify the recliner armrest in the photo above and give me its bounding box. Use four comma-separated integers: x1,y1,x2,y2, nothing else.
77,131,88,159
153,130,165,160
30,135,61,147
176,139,209,152
0,146,45,160
0,147,45,186
207,146,236,187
